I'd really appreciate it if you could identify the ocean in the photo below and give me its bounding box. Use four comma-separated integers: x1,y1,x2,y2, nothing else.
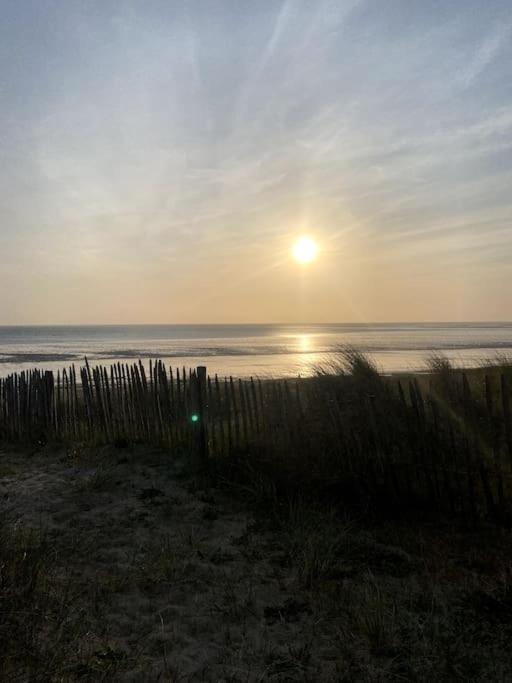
0,323,511,378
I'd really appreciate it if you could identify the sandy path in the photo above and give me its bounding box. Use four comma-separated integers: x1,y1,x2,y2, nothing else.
0,445,334,681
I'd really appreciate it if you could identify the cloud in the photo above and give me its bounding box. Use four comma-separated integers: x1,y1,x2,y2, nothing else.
458,22,512,88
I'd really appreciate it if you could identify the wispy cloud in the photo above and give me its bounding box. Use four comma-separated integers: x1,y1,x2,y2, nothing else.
458,22,512,88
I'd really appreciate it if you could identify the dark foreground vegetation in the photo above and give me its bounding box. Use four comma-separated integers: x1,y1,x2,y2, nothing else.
2,349,512,523
2,351,512,680
2,444,512,681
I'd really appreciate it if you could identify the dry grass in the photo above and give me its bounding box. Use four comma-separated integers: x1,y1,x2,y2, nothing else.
0,518,88,680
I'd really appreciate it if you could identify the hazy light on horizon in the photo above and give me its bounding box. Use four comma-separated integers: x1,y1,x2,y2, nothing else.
1,0,511,324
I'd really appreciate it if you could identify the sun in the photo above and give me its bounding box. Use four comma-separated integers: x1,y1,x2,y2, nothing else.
293,236,318,264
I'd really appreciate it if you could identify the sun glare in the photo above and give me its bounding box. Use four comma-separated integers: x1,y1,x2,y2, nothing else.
293,236,318,264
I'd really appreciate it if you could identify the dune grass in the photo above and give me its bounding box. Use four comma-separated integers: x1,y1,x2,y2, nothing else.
0,517,86,680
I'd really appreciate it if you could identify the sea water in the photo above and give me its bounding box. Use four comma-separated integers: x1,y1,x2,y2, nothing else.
0,323,511,378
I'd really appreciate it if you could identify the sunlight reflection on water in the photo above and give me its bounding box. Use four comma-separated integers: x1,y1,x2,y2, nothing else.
0,324,511,378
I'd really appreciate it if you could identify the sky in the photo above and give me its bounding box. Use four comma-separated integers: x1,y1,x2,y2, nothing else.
1,0,511,324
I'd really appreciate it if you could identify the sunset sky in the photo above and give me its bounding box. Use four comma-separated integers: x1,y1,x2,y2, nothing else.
1,0,511,324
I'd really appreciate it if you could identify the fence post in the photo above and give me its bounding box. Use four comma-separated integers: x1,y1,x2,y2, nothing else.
501,374,512,464
194,366,209,465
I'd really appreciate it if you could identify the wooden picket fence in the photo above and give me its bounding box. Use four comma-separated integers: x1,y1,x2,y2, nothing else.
2,359,512,522
0,361,208,454
0,360,284,460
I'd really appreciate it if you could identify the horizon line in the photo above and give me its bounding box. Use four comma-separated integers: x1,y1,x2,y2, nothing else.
0,321,512,328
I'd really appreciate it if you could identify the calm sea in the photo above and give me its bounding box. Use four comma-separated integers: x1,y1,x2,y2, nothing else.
0,323,511,378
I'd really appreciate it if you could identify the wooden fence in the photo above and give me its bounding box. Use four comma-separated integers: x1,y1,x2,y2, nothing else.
0,360,279,459
1,359,512,522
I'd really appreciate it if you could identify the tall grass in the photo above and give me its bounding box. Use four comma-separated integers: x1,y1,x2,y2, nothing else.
217,349,512,525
